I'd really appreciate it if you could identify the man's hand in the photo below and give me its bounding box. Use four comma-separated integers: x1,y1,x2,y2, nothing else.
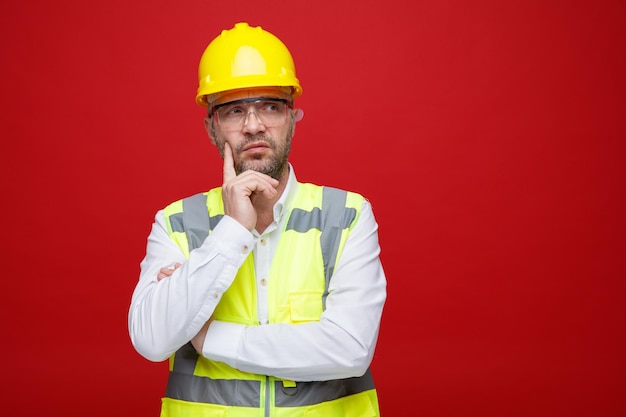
157,263,181,281
191,318,213,353
221,142,279,231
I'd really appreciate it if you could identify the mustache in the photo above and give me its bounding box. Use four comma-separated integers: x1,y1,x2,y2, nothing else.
234,135,275,153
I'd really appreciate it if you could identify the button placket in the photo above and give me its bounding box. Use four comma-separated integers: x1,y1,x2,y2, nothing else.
256,234,271,324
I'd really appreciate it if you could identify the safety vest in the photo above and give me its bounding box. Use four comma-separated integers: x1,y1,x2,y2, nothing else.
160,182,380,417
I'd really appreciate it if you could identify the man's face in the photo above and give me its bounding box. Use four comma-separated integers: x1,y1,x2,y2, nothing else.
205,87,295,180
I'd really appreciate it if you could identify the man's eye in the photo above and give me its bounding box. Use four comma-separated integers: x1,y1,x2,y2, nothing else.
225,106,244,116
260,102,280,112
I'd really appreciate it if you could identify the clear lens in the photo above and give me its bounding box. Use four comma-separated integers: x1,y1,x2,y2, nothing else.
214,98,290,128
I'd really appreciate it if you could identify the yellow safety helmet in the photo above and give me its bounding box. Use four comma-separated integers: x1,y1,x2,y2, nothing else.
196,22,302,107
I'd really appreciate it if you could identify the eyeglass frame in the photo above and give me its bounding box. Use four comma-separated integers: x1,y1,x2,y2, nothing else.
208,97,293,128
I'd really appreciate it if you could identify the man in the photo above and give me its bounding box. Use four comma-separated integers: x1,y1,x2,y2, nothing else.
128,22,387,416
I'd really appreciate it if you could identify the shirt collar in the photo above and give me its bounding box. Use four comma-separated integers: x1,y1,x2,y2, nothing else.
273,163,298,224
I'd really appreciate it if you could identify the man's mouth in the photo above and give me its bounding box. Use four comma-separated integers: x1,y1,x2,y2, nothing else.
242,141,270,152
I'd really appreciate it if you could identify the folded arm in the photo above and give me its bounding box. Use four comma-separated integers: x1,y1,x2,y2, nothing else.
128,213,253,361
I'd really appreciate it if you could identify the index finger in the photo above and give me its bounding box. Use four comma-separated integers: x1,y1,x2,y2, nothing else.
223,142,236,183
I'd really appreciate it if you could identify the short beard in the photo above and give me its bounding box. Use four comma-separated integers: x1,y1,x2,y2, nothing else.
234,134,292,179
215,126,294,180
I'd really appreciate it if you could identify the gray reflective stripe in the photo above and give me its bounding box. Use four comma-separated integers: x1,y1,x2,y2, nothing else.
166,372,261,407
169,193,223,251
320,187,356,297
167,341,261,407
168,214,185,233
171,342,200,375
184,193,214,250
265,376,271,417
285,207,322,232
275,369,375,407
286,187,356,308
176,193,209,250
165,368,373,408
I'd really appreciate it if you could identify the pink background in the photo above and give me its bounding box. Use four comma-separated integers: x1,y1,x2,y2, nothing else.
2,1,624,416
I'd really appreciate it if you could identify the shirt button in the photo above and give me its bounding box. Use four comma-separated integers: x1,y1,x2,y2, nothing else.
242,245,249,253
260,278,267,286
260,239,267,246
212,292,220,299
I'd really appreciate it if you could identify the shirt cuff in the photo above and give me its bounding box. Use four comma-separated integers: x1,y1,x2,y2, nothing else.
205,215,255,259
202,320,245,365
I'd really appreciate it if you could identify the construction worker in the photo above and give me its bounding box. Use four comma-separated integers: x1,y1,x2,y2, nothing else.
128,22,387,416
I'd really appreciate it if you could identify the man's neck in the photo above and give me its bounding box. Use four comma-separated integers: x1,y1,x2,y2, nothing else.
253,166,289,233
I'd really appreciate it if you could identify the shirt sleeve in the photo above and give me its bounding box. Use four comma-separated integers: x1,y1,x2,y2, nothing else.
201,200,387,381
128,211,255,362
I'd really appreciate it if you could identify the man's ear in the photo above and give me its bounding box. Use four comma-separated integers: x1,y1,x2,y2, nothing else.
204,117,217,145
294,108,304,122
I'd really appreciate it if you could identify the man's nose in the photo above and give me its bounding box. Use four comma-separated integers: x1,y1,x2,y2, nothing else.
242,110,266,133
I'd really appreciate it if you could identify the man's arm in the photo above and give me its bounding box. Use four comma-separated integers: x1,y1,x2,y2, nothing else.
156,262,213,353
128,212,254,362
200,200,387,381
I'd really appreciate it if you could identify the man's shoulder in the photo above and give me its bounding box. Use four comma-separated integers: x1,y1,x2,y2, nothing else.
162,187,222,211
296,182,366,207
297,181,363,196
